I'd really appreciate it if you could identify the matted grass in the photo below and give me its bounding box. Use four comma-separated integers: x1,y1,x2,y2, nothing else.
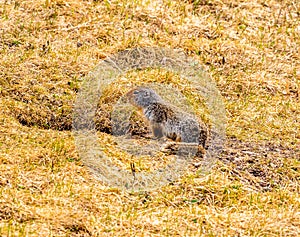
0,0,299,236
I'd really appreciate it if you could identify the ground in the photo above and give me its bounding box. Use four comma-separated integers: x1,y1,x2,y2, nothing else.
0,0,299,236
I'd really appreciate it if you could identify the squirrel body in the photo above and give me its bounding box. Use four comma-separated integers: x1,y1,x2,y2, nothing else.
126,87,208,148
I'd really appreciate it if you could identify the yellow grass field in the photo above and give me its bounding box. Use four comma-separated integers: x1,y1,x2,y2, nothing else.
0,0,299,236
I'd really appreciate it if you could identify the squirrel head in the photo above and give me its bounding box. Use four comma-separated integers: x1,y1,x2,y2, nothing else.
126,86,163,108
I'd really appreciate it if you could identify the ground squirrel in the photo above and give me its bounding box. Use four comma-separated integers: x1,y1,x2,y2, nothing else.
126,87,208,153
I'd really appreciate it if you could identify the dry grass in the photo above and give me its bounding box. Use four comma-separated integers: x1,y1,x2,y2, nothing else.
0,0,299,236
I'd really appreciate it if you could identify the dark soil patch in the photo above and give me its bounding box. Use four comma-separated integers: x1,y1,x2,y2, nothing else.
219,136,300,191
